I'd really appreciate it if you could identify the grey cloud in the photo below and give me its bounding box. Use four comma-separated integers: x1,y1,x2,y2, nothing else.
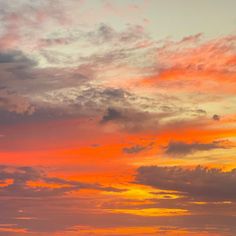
102,88,129,99
5,76,116,123
85,23,147,45
165,140,229,156
213,114,220,121
100,107,150,123
0,89,35,115
76,87,130,106
100,107,160,132
100,105,184,132
0,64,88,119
136,165,236,201
123,145,147,154
86,24,115,44
101,108,123,123
0,86,129,125
193,109,207,115
40,23,152,74
0,166,123,197
39,24,116,51
0,51,212,134
123,143,153,154
0,81,180,130
0,50,35,65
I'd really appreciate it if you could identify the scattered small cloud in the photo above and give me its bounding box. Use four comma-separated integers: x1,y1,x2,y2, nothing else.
123,143,154,154
213,114,220,121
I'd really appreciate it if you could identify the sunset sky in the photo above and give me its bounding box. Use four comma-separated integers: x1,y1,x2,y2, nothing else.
0,0,236,235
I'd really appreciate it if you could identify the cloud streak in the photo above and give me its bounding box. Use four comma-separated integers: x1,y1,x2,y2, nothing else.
165,140,231,156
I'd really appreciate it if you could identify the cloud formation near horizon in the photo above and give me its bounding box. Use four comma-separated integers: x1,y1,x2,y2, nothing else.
136,165,236,201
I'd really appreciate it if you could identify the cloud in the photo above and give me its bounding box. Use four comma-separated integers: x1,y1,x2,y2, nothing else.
139,35,236,93
0,0,79,50
100,107,162,132
99,102,212,133
136,165,236,201
123,143,153,154
0,50,35,65
213,114,220,121
0,165,123,197
83,23,147,46
38,22,153,77
100,107,123,123
165,140,230,156
0,89,35,115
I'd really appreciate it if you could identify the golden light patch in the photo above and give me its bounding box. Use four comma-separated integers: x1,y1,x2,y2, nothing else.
109,207,190,217
104,184,183,201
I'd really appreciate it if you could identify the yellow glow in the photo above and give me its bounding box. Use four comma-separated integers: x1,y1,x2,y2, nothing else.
104,185,182,200
110,208,190,217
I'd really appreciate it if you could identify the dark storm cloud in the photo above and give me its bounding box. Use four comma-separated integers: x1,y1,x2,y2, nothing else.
165,140,229,156
0,166,123,197
136,165,236,201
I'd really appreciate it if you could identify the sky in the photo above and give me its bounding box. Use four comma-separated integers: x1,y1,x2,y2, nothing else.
0,0,236,235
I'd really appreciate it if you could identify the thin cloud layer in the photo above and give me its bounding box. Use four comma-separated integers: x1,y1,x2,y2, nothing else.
165,140,231,156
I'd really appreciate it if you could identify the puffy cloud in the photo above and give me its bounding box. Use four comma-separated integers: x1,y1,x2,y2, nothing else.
136,165,236,201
